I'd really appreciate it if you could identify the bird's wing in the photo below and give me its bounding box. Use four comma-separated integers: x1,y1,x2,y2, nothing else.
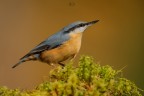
20,32,69,60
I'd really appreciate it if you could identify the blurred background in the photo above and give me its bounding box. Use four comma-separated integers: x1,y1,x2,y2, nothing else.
0,0,144,93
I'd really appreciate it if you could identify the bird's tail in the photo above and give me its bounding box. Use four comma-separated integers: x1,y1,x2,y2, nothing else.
12,60,25,68
12,55,38,68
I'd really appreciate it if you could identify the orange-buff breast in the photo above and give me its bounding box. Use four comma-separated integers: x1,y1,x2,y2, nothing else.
40,32,82,65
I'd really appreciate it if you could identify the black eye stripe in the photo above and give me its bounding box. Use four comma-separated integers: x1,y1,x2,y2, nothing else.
78,23,85,27
64,23,86,33
74,23,87,30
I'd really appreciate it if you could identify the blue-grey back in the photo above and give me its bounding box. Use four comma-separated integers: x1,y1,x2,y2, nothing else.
31,31,69,52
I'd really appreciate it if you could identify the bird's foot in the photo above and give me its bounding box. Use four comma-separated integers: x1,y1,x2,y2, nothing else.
58,62,65,69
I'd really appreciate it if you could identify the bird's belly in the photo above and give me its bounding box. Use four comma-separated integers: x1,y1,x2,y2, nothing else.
40,33,82,64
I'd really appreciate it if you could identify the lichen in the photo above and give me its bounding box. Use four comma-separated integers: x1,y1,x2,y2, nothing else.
0,56,143,96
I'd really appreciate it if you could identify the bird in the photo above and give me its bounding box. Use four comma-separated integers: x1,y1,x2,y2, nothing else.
12,20,99,68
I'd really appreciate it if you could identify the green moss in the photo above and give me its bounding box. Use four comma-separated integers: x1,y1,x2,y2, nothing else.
0,56,143,96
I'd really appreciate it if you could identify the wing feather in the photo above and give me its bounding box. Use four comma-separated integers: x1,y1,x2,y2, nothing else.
20,32,69,60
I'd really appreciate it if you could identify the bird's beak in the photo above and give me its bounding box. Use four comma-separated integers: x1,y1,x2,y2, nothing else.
86,20,99,26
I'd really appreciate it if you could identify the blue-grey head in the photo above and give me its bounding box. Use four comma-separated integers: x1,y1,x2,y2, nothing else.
62,20,99,34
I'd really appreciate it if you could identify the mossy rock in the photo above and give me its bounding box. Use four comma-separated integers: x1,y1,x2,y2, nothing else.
0,56,143,96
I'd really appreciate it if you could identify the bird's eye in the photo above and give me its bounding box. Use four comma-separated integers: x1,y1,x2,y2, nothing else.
79,24,84,27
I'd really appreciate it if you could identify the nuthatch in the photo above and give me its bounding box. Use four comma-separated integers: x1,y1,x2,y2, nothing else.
12,20,99,68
